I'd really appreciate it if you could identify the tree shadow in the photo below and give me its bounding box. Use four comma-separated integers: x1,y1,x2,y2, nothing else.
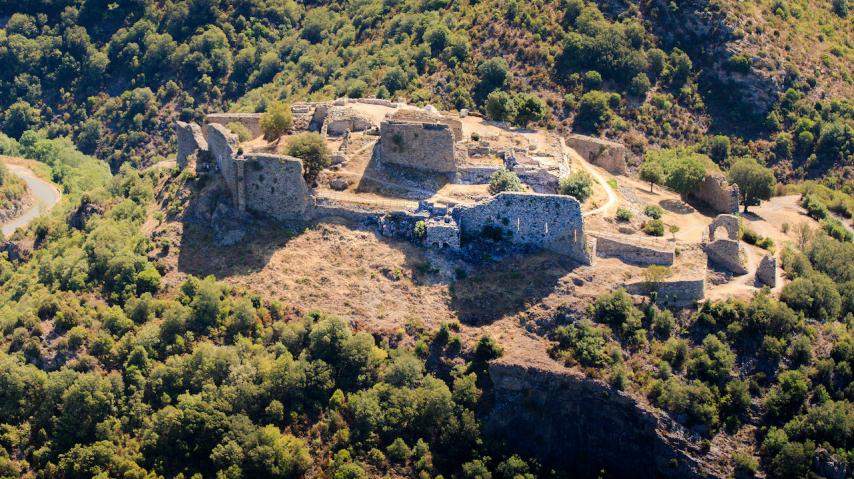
660,198,695,215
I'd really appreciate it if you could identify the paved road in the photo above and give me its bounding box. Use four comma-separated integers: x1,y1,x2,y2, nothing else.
1,163,61,237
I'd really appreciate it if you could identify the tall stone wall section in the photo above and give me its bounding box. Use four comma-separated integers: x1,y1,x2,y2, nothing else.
175,121,208,169
453,192,592,264
566,134,628,174
241,154,311,221
594,234,674,266
206,124,241,198
706,239,748,274
692,174,740,214
206,113,262,138
378,121,458,173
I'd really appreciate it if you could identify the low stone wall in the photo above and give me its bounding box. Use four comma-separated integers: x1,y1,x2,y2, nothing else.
594,233,674,266
566,133,628,174
206,113,262,138
456,165,502,184
626,276,706,308
378,120,458,173
454,192,592,264
691,174,739,214
175,121,208,169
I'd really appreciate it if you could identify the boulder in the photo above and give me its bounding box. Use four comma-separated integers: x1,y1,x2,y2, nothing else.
329,177,350,191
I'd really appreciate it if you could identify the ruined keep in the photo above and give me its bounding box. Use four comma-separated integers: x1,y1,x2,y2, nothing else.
705,214,747,274
692,174,740,214
566,133,628,174
378,120,459,173
453,192,593,265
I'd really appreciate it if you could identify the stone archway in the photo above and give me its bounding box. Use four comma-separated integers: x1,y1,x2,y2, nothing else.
708,214,740,241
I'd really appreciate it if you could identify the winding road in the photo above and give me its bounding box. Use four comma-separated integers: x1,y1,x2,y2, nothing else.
1,163,62,237
561,138,618,217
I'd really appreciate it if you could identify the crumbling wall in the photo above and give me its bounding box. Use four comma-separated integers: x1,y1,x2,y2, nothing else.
206,123,241,198
324,106,375,136
390,108,463,141
241,154,311,221
692,174,740,214
706,238,748,274
487,361,727,478
756,254,777,287
206,113,262,138
423,217,460,250
378,121,458,173
175,121,208,169
708,214,740,241
453,192,592,264
626,276,706,308
594,234,675,266
566,133,628,174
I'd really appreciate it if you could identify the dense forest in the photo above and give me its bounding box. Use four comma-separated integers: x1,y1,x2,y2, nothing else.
1,0,854,477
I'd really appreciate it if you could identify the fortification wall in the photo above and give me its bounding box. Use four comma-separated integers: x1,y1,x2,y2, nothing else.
594,234,674,266
378,121,458,173
454,192,592,264
241,154,311,221
706,238,748,274
626,276,706,308
206,124,241,198
390,109,463,140
566,134,628,174
175,121,208,169
692,174,740,214
206,113,262,138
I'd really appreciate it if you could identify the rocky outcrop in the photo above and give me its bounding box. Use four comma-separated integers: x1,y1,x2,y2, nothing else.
68,200,104,230
566,133,628,175
692,175,739,214
0,240,33,262
756,254,777,287
486,361,728,478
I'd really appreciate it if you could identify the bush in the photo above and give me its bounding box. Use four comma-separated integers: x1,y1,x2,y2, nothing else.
484,90,517,122
780,273,842,321
615,207,632,222
286,133,331,181
488,169,523,195
559,171,594,202
643,219,665,236
644,205,663,219
227,122,252,142
575,91,612,133
260,101,293,141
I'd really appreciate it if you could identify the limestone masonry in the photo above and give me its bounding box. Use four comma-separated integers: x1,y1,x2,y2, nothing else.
692,173,740,214
565,133,628,174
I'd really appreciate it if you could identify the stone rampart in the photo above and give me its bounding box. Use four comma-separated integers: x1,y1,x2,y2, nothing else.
378,120,458,173
240,154,311,221
691,174,740,214
626,276,706,308
566,134,628,174
206,123,241,197
705,238,748,274
206,113,262,138
594,233,675,266
175,121,208,169
453,192,592,264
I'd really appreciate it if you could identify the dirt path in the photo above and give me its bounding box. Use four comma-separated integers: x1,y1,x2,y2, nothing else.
1,162,62,237
561,138,618,217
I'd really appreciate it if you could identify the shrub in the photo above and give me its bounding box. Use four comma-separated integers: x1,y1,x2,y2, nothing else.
488,169,523,195
780,273,842,321
553,319,610,368
227,122,252,142
644,205,663,219
575,91,612,133
643,219,665,236
484,90,517,122
286,133,331,181
260,101,293,141
559,171,593,202
615,207,632,222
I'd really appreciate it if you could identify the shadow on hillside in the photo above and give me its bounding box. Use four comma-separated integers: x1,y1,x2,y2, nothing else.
355,145,453,200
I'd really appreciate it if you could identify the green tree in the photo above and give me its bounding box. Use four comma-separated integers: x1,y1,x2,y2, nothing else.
286,133,331,182
488,169,523,195
485,90,517,122
575,91,611,132
728,157,775,213
666,155,706,200
512,93,547,127
639,160,665,192
559,171,594,202
780,273,842,322
260,101,293,142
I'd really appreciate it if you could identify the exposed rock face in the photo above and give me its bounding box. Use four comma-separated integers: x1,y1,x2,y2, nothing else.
211,202,249,246
594,233,675,266
68,200,104,230
756,254,777,287
0,240,32,262
378,120,459,173
692,174,740,214
566,133,628,175
814,448,847,479
486,361,728,478
175,121,208,169
454,192,593,265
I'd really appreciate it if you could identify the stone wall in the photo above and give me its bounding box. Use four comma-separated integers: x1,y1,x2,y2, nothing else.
708,214,740,241
175,121,208,169
454,192,592,264
626,276,706,308
389,108,463,140
691,174,740,214
756,254,777,287
487,361,727,478
423,216,461,250
206,113,262,138
706,238,748,274
378,120,458,173
324,106,376,136
594,233,675,266
206,123,240,197
566,133,628,174
240,154,311,221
